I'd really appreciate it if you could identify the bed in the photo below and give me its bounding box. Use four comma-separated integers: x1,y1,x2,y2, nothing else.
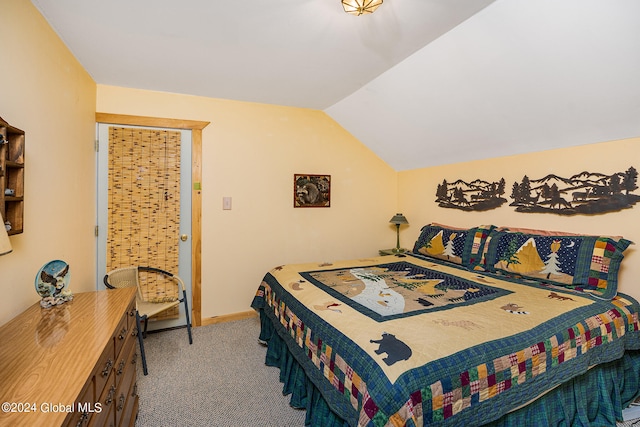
251,223,640,426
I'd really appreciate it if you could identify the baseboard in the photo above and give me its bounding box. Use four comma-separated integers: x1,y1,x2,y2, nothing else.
200,310,258,326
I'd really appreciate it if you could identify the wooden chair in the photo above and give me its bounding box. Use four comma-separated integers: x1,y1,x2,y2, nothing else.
103,266,193,375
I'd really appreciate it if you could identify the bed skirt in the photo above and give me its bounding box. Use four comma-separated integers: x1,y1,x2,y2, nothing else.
257,309,640,427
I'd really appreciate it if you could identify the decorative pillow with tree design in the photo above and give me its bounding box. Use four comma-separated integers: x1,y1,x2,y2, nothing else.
483,230,632,299
412,223,495,269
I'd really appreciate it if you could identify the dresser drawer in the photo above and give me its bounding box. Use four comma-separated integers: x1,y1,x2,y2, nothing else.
122,340,138,395
115,340,137,426
63,379,94,427
115,333,134,388
114,312,129,359
118,381,138,427
125,300,137,332
94,335,116,398
89,369,116,427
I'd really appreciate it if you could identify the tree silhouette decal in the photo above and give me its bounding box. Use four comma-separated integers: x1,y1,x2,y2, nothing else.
435,167,638,215
435,178,507,211
508,166,639,215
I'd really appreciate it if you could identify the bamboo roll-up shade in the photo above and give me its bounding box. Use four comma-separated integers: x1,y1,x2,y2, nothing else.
107,127,182,319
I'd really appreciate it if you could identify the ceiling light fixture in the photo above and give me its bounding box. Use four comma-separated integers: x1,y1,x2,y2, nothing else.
342,0,383,16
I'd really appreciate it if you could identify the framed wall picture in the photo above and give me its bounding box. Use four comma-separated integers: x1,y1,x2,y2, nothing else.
294,174,331,207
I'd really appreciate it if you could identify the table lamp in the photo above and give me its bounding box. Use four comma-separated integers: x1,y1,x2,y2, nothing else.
0,213,12,256
389,213,408,253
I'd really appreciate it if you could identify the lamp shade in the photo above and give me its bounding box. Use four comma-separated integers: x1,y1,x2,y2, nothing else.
0,213,12,256
389,213,408,225
342,0,383,16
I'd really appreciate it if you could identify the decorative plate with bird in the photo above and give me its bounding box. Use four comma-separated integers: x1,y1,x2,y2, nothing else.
35,260,71,298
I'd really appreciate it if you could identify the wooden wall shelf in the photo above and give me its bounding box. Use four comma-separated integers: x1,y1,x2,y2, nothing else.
0,116,25,235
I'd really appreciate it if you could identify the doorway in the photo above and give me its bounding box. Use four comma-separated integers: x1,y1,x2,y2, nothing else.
96,113,209,328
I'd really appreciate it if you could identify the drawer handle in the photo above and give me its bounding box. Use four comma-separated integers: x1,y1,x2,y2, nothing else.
118,327,128,340
105,385,116,405
131,352,137,364
102,359,113,377
132,383,138,397
117,393,125,411
76,411,89,427
117,359,126,375
131,328,138,337
129,309,135,317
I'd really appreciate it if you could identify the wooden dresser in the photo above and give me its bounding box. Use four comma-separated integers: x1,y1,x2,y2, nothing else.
0,288,139,427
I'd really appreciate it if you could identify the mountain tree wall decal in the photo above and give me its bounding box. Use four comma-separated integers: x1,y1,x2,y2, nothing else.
435,167,638,215
509,166,638,215
435,178,507,211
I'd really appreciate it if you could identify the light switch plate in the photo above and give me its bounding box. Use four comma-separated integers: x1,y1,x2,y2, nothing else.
223,197,232,210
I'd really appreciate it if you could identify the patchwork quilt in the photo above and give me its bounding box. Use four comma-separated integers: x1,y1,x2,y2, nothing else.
252,254,640,426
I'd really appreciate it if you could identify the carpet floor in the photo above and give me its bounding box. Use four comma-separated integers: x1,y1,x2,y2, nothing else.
134,316,306,427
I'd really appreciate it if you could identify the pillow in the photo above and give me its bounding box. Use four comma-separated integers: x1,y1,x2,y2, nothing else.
472,231,495,272
483,230,632,299
495,225,624,239
466,224,497,270
412,223,495,269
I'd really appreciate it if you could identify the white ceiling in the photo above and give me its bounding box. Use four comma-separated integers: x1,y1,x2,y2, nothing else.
32,0,640,171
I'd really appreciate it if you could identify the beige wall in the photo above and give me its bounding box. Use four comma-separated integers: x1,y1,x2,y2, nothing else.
398,138,640,301
96,85,398,319
0,0,97,325
4,1,637,328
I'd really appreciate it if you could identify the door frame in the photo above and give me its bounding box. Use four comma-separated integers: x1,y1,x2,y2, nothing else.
96,113,210,327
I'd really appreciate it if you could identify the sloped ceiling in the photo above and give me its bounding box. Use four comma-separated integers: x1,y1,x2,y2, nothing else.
32,0,640,171
328,0,640,170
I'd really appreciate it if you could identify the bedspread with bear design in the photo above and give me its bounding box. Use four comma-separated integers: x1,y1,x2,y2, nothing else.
251,254,640,426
